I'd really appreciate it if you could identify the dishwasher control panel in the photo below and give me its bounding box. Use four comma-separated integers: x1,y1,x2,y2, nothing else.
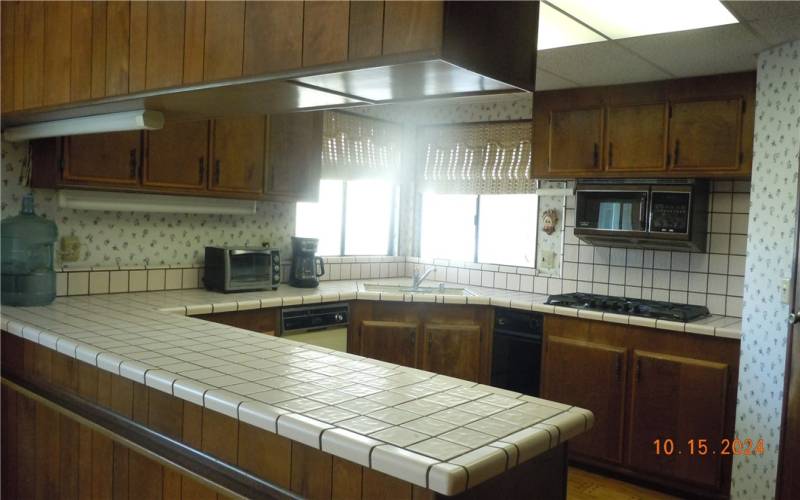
281,302,349,334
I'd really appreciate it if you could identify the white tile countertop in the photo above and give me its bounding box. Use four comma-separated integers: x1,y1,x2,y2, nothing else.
0,278,740,495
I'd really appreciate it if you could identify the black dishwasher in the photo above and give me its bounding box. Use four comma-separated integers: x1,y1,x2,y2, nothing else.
491,309,543,396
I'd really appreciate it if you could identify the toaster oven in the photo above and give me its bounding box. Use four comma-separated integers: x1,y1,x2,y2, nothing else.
203,246,280,292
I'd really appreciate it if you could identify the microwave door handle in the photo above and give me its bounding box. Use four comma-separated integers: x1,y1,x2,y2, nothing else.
229,249,270,256
640,194,648,231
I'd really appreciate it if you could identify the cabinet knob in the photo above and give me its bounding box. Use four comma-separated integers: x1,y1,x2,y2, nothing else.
592,143,599,168
608,142,613,167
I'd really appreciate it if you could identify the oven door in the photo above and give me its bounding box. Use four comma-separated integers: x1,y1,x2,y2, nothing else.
227,249,271,289
575,184,649,235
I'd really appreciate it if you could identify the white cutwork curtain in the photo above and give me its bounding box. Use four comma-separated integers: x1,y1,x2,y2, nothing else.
321,112,403,181
417,121,535,194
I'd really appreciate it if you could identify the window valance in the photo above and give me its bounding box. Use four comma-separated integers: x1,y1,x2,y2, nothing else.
321,112,403,181
417,121,535,194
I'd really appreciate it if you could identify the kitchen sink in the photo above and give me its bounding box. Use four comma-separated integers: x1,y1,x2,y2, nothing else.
362,283,474,296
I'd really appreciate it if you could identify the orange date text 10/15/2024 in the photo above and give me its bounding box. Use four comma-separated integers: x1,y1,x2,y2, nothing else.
653,438,765,456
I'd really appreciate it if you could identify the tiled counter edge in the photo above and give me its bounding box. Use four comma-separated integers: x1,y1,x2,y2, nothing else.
0,310,593,496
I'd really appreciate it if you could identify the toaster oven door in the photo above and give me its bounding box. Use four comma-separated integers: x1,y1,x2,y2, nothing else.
227,249,272,288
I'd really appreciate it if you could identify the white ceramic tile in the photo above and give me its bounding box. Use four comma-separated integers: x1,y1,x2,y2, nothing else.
370,426,429,447
238,401,288,433
182,269,199,289
96,352,125,374
449,446,507,489
67,272,89,295
321,428,381,467
120,360,152,384
145,370,177,394
204,389,244,418
165,269,182,290
277,413,333,449
147,269,166,291
129,270,147,292
56,273,68,296
89,271,110,294
428,463,468,496
173,379,208,405
371,445,438,488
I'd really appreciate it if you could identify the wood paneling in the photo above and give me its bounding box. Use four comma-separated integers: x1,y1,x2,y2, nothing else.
12,0,25,110
243,1,303,75
363,468,414,500
1,1,16,112
203,1,245,81
43,1,72,106
183,0,206,84
22,1,45,108
148,388,184,440
237,422,292,489
105,0,130,96
196,307,280,335
349,1,384,61
382,1,443,55
302,1,350,67
332,457,362,500
69,1,93,102
145,120,210,190
146,1,186,90
291,442,333,499
128,1,147,92
129,453,164,500
90,1,107,98
201,408,239,464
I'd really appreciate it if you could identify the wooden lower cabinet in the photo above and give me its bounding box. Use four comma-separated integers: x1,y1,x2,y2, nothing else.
360,320,420,368
542,315,739,498
628,350,728,488
194,308,280,336
541,335,626,464
423,323,482,382
349,302,493,384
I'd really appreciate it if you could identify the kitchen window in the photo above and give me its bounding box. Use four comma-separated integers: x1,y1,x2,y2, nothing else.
420,192,538,267
296,179,399,256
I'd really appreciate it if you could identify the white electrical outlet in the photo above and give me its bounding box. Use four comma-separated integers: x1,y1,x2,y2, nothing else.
782,278,792,304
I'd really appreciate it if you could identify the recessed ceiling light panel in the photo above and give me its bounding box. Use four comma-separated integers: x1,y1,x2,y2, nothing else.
538,3,607,50
548,0,738,40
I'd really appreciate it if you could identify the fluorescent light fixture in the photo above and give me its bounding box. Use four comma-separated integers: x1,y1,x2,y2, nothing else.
538,3,606,50
2,110,164,142
57,189,257,215
548,0,737,40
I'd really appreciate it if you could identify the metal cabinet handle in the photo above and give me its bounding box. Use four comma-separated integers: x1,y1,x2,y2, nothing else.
592,143,599,168
198,158,205,183
214,160,221,185
673,140,680,165
129,149,137,178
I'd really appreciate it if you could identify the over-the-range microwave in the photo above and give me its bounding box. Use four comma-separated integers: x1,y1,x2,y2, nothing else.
574,180,709,252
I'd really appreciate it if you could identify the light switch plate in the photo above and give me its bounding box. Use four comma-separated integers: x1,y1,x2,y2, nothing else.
782,278,792,304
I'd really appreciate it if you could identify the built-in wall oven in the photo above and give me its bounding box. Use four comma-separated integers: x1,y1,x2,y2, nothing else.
491,309,543,397
574,180,709,251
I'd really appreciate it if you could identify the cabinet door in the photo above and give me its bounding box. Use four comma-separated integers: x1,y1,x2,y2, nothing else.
668,98,743,173
628,350,728,487
144,120,209,190
547,108,603,176
605,103,667,172
422,324,481,382
64,131,142,186
210,116,265,195
267,112,323,202
541,336,626,464
360,321,419,369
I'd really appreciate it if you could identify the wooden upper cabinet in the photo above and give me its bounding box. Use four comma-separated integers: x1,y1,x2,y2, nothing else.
43,1,72,106
21,1,45,109
422,324,481,382
69,1,93,103
382,1,444,55
605,103,668,172
541,336,626,464
1,1,16,112
209,116,265,195
64,131,142,186
145,1,185,90
302,1,350,67
243,1,303,75
348,1,385,61
360,320,420,369
628,350,728,488
203,1,245,81
144,120,209,190
668,98,744,172
546,108,604,176
267,112,323,202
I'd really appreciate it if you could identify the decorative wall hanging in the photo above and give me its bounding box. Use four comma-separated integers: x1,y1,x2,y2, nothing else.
542,208,559,235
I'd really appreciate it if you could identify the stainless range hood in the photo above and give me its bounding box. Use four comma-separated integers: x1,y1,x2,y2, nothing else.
1,2,539,128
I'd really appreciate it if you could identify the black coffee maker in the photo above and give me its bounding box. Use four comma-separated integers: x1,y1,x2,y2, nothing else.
289,237,325,288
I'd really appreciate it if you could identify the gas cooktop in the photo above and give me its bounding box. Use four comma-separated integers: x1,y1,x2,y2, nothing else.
545,293,710,322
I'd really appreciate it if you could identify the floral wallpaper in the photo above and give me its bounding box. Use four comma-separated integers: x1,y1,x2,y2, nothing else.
732,40,800,500
1,140,295,268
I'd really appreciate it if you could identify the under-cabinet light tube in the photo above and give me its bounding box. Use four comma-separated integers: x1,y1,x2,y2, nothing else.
2,110,164,142
57,190,257,216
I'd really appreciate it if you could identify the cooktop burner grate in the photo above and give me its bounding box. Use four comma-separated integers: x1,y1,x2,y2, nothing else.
545,293,710,322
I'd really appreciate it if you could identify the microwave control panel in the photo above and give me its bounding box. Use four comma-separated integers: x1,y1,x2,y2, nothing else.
650,192,691,234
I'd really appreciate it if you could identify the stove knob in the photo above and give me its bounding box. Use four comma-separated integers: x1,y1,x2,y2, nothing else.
334,313,344,321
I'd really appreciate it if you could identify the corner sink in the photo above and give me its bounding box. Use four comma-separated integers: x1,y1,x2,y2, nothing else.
362,282,474,296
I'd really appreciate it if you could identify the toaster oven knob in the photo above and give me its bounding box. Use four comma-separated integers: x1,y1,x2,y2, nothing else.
274,264,280,272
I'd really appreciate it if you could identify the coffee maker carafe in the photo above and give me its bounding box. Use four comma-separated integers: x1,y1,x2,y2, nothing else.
289,237,325,288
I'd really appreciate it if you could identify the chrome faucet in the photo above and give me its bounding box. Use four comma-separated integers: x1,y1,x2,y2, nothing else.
412,266,436,289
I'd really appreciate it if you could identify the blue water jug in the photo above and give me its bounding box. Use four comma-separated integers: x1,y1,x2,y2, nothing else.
1,193,58,306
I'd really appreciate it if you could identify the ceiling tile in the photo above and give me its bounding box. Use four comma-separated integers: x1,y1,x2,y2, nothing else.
536,42,671,87
748,15,800,46
722,1,800,22
618,24,767,78
535,69,579,91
